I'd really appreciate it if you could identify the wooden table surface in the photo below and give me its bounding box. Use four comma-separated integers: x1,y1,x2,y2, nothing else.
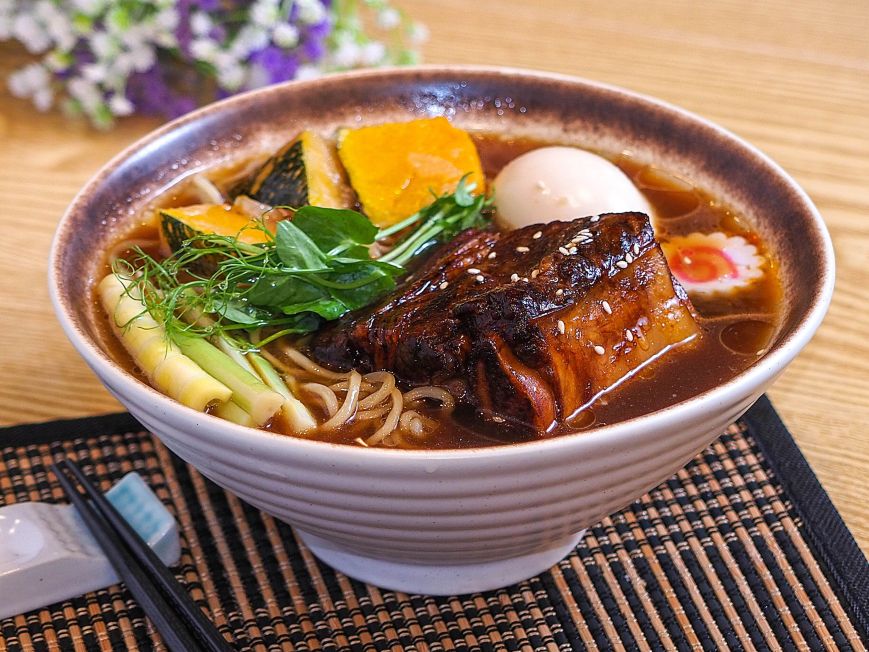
1,0,866,552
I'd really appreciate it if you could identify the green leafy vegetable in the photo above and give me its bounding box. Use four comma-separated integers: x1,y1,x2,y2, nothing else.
124,177,491,348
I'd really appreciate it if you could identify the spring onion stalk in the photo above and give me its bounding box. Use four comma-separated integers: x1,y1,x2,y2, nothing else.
98,274,232,411
248,352,317,434
212,400,257,427
171,331,284,426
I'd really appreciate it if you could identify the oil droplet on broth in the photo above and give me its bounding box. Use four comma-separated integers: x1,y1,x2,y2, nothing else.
720,319,775,356
635,166,701,219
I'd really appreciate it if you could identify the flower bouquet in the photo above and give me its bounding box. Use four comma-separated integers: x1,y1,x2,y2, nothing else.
0,0,426,128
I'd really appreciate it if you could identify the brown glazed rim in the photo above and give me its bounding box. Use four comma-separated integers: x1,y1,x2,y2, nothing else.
49,65,835,458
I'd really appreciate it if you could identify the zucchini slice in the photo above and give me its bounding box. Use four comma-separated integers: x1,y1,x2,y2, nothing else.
241,130,355,209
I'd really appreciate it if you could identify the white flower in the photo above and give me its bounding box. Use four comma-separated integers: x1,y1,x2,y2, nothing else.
127,44,156,72
190,11,212,37
272,22,299,48
359,41,385,66
231,24,269,58
296,0,326,25
0,13,13,40
72,0,107,16
82,62,108,83
217,64,246,91
190,37,220,63
67,76,103,112
90,31,118,59
7,62,50,98
13,13,52,53
153,8,179,33
108,94,134,116
33,87,53,111
331,41,360,68
213,50,239,72
376,8,400,30
250,0,280,27
34,0,60,23
409,22,429,44
295,64,322,81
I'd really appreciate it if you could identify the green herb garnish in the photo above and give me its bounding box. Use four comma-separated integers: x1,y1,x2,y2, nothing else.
125,178,491,348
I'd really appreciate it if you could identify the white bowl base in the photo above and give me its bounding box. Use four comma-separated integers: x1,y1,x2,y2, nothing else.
295,528,586,596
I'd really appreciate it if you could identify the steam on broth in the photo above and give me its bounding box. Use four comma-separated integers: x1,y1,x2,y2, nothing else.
98,118,781,449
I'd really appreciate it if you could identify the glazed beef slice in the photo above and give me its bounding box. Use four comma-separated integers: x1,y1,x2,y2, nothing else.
312,213,700,433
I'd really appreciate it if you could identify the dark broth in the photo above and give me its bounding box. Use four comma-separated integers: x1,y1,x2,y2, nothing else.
98,133,782,449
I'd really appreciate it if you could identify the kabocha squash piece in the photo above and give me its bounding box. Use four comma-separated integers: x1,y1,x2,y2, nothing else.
337,117,486,228
241,130,355,209
160,204,271,252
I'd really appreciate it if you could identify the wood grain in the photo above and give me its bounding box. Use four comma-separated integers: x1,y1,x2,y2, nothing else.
0,0,866,551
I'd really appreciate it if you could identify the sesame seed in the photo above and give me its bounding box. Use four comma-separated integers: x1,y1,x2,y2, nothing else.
516,246,530,253
556,288,564,296
535,180,547,191
533,231,542,239
557,320,566,334
475,274,485,283
467,268,481,275
602,300,612,314
616,260,628,269
625,253,633,264
559,246,570,255
439,281,448,289
593,345,605,355
531,269,539,279
522,277,529,282
633,243,640,255
683,256,693,264
510,273,519,282
568,247,577,254
625,329,634,342
487,252,497,259
590,215,600,222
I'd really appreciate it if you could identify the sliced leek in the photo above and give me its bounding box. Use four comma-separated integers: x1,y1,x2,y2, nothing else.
171,332,284,426
248,352,317,434
213,400,257,427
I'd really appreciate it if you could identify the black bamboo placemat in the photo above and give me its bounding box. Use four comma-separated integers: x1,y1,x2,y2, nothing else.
0,396,866,651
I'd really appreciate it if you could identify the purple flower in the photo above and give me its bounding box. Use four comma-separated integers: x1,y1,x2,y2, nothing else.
302,21,330,61
250,46,299,84
127,65,198,119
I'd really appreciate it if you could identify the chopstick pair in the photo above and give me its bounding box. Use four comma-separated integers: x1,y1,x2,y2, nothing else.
51,459,233,652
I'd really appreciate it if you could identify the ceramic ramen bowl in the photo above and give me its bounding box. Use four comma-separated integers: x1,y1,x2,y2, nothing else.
49,66,834,595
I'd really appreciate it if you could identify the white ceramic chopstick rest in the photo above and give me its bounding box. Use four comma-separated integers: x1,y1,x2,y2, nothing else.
0,472,181,620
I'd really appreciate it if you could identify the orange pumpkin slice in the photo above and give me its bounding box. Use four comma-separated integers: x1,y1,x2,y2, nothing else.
160,204,271,252
337,117,485,228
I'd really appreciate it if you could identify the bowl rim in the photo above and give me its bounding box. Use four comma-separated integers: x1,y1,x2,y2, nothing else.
48,64,836,461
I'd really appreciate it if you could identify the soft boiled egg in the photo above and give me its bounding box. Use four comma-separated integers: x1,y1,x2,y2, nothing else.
493,146,653,230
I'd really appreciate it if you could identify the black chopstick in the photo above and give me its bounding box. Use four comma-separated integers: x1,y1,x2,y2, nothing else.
58,460,232,652
50,462,204,652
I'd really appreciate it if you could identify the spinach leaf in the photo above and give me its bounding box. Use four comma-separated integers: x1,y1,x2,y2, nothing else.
246,274,327,307
292,206,378,255
275,220,328,270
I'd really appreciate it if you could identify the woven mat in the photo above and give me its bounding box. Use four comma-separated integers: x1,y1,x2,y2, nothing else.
0,397,866,651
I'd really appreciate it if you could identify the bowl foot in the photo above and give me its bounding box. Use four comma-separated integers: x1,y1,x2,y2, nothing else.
295,529,585,595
